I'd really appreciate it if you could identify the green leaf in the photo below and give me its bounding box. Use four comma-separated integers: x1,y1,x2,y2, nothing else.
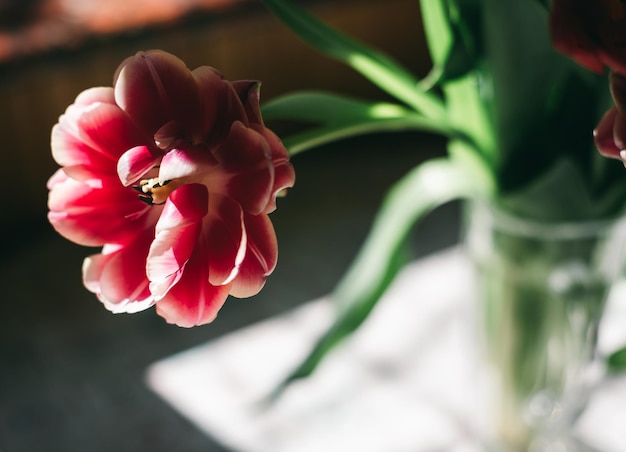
417,1,493,163
443,71,496,165
419,0,480,87
262,91,467,155
262,91,411,124
260,0,445,119
278,118,449,156
482,0,599,183
419,0,454,68
271,156,493,397
608,346,626,372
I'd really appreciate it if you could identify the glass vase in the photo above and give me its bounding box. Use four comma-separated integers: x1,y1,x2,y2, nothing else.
464,201,626,451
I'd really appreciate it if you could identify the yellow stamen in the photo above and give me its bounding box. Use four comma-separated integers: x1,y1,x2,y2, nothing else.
137,178,180,205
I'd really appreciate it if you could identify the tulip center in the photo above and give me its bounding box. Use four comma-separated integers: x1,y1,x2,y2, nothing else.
134,178,181,205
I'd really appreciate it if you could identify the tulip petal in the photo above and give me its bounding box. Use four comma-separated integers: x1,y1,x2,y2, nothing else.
155,248,232,327
212,121,274,214
73,86,116,107
158,143,216,184
550,0,626,74
117,145,164,186
48,175,151,246
595,107,623,159
190,66,226,143
204,194,247,286
149,271,184,301
614,110,626,152
549,0,605,73
84,233,155,313
147,184,208,297
82,244,128,308
114,50,201,137
252,125,295,213
77,102,147,160
52,102,144,179
232,80,263,126
194,73,248,146
47,168,68,190
230,212,278,298
155,183,209,229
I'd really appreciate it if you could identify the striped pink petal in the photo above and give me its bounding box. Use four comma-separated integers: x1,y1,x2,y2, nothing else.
252,125,296,213
230,212,278,298
52,100,145,180
83,233,154,312
232,80,263,126
48,174,150,246
73,86,116,107
157,142,216,184
147,184,208,297
212,121,274,215
194,73,248,146
117,145,163,186
155,247,232,327
114,50,201,137
204,194,247,287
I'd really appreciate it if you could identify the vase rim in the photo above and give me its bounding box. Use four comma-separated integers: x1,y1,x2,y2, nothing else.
471,201,626,240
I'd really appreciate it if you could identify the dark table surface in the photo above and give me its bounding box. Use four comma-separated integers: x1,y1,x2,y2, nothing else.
0,132,460,452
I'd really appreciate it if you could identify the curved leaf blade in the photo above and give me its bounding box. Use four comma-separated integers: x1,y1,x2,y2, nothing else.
271,156,493,397
262,91,414,124
608,346,626,373
262,91,470,156
419,0,482,88
279,117,455,156
419,0,454,67
261,0,445,119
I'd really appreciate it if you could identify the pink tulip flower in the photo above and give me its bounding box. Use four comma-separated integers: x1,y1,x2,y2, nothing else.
550,0,626,163
48,50,295,327
594,72,626,161
549,0,626,75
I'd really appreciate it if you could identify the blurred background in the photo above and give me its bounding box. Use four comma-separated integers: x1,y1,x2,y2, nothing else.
0,0,461,450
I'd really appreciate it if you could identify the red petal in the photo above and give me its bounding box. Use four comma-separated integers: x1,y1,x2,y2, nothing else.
232,80,263,126
158,143,216,184
195,76,248,146
154,183,209,229
155,247,232,327
149,271,183,301
117,145,163,186
265,162,296,214
549,0,605,73
595,4,626,74
47,168,68,190
114,50,201,137
48,175,151,246
147,184,208,296
73,87,116,107
205,194,246,286
83,251,110,294
230,212,278,298
614,109,626,152
253,126,295,213
594,107,622,159
212,122,274,214
83,233,155,313
190,66,228,144
52,101,144,178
